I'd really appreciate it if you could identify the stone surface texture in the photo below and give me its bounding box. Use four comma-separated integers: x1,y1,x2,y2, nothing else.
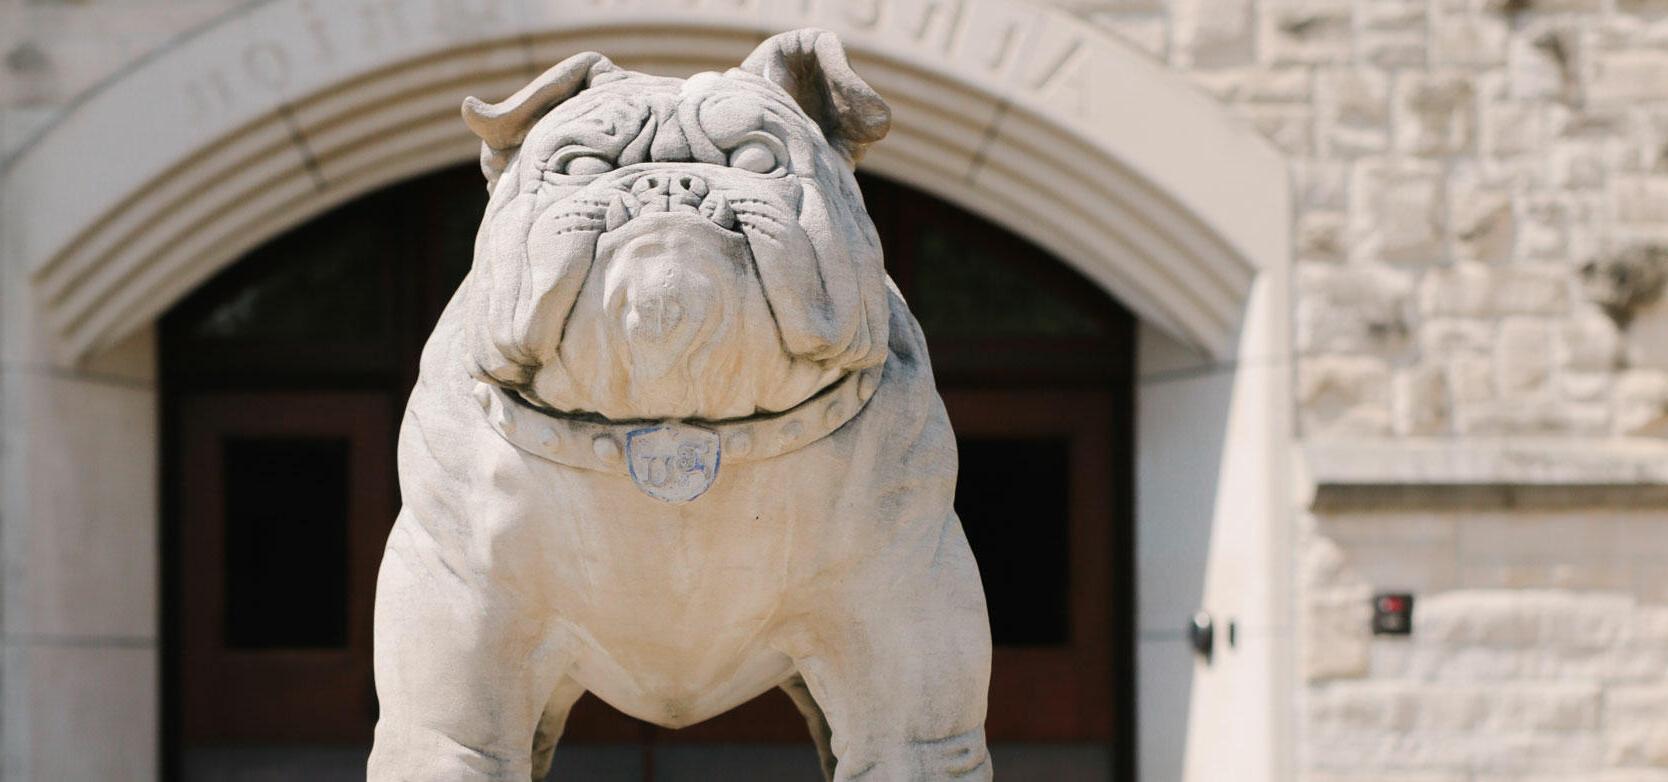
6,1,1668,781
367,30,990,781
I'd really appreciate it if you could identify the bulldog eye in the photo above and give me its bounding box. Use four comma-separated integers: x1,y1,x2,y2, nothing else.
562,154,615,177
728,140,778,174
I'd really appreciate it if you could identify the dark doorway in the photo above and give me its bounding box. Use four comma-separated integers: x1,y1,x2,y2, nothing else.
161,165,1135,779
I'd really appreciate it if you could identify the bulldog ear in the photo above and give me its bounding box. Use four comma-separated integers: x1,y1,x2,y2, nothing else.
462,51,621,191
740,29,891,163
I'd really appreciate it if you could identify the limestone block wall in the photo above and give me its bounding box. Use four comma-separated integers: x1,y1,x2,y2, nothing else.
1303,508,1668,779
1068,0,1668,440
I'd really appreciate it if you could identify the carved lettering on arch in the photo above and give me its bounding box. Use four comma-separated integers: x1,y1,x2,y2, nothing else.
841,0,882,29
297,0,339,63
433,0,506,36
185,68,237,123
1021,26,1092,119
899,0,966,53
357,0,415,51
243,42,293,92
955,7,1028,75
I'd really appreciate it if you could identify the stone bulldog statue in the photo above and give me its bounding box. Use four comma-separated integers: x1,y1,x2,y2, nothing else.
368,29,992,781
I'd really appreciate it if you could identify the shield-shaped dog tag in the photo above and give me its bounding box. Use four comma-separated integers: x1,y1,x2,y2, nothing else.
625,423,722,503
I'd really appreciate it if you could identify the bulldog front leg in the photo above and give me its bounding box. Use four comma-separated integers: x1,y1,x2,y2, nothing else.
783,513,994,781
530,677,588,781
367,516,577,782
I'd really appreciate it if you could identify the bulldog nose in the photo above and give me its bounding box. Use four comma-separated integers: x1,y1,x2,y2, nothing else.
632,172,709,201
626,290,686,342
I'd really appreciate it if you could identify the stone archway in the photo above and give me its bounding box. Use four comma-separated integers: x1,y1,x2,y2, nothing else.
0,2,1291,780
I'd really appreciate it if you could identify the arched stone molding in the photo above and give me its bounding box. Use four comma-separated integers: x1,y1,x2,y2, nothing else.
3,0,1287,365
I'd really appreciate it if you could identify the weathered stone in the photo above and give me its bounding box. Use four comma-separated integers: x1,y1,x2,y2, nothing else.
1497,318,1556,396
1357,1,1428,66
1366,36,1428,69
1298,264,1415,354
1581,247,1668,322
1305,773,1466,782
1561,371,1611,402
1433,13,1511,67
1305,586,1374,680
1395,73,1478,156
1559,308,1622,372
1263,0,1353,65
1634,108,1668,172
1360,0,1423,32
1550,141,1611,190
1506,26,1578,102
1190,67,1312,103
2,40,57,106
1353,159,1446,264
1449,172,1515,263
1421,264,1571,317
1246,103,1314,155
1486,101,1546,157
1087,12,1169,59
1447,355,1498,403
1454,399,1610,434
1422,319,1496,357
1395,363,1451,435
1311,681,1600,733
1608,686,1668,767
1297,211,1348,263
1299,355,1394,436
1296,158,1352,210
1484,0,1603,10
1588,50,1668,106
1318,68,1391,156
1418,591,1635,649
1616,370,1668,436
1172,0,1255,67
1518,192,1604,261
1614,175,1668,224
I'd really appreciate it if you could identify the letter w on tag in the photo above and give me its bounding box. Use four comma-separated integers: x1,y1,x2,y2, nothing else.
625,423,721,503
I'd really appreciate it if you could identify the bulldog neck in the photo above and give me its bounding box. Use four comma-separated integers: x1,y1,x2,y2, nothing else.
474,360,884,494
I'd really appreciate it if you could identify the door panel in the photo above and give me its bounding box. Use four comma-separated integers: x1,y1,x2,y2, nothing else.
179,392,393,744
943,389,1118,741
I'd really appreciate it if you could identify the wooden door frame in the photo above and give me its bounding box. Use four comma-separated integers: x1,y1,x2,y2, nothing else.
175,391,394,745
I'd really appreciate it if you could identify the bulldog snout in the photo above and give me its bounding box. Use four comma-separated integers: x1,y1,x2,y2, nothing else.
604,187,737,232
632,172,709,204
625,290,687,342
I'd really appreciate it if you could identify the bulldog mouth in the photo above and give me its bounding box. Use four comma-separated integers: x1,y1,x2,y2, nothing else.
509,369,854,427
604,186,737,233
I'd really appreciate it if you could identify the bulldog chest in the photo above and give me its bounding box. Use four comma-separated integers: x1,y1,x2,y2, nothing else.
536,467,814,726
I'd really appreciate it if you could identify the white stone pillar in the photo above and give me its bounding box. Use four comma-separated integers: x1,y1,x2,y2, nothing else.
1,191,160,780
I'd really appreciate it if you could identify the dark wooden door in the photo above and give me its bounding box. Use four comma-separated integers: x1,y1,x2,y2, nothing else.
178,392,394,743
943,389,1119,741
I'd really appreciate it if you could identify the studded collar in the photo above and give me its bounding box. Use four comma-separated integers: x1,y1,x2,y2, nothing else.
476,363,883,498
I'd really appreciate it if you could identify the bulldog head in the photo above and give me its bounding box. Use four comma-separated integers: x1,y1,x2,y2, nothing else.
458,29,892,422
